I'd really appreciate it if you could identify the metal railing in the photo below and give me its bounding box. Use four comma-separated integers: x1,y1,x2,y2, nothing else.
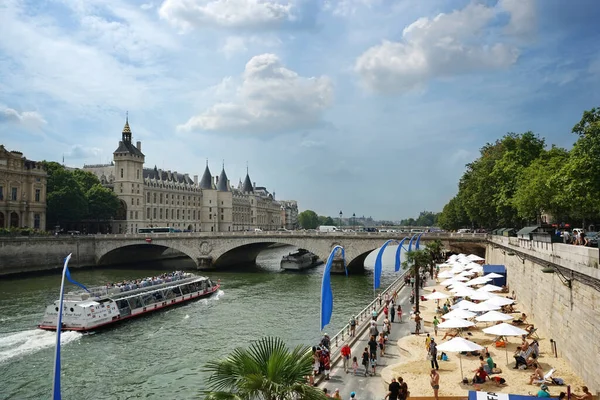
90,231,488,239
325,269,410,354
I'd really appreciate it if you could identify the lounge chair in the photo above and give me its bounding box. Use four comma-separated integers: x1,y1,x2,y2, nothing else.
526,328,539,340
533,368,555,385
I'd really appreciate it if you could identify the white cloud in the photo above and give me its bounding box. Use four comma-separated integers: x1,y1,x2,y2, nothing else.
498,0,536,37
159,0,295,32
354,3,520,94
178,53,333,134
220,35,281,57
140,3,154,10
324,0,380,17
65,145,103,160
0,107,47,129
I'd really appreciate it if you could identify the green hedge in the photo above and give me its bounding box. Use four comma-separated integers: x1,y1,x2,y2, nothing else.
0,228,51,236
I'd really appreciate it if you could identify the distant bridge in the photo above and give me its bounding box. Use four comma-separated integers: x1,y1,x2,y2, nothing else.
93,232,487,272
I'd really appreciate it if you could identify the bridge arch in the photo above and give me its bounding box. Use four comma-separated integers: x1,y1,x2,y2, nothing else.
95,238,201,267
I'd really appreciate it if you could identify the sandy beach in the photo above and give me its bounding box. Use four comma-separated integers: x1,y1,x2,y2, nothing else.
381,285,588,397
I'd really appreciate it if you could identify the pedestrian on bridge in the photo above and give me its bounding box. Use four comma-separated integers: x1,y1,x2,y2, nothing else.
349,316,356,337
397,305,403,322
390,303,396,323
341,343,351,373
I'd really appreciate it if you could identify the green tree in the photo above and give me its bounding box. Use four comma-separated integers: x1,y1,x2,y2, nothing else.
297,210,319,229
513,146,568,224
438,195,470,231
87,184,120,226
317,216,335,226
46,169,88,228
202,337,325,400
402,249,433,315
73,169,101,193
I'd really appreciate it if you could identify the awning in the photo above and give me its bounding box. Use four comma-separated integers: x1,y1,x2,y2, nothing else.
517,226,539,235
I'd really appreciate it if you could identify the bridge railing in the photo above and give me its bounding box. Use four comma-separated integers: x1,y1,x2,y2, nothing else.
92,231,488,239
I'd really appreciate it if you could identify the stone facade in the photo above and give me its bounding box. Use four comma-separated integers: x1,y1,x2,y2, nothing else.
83,119,289,233
487,237,599,392
0,145,47,230
280,200,298,230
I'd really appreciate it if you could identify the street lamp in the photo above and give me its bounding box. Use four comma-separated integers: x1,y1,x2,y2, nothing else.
339,210,343,230
353,213,356,230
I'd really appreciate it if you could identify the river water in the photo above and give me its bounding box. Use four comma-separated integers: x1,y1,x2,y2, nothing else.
0,245,405,399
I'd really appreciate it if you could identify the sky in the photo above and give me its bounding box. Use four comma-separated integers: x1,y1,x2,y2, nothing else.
1,0,600,220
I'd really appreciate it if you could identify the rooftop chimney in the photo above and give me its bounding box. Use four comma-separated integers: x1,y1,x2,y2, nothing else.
215,175,219,184
194,175,198,185
253,181,256,188
136,141,142,151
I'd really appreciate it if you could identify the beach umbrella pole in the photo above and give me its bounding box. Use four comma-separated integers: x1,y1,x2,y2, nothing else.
459,354,464,380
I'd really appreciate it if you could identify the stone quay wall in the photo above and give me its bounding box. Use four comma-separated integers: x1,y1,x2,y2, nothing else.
487,236,599,392
0,236,96,275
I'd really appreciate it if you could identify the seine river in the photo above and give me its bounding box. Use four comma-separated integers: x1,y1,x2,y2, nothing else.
0,245,404,399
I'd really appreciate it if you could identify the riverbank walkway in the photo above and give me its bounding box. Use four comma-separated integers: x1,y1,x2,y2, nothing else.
318,276,433,399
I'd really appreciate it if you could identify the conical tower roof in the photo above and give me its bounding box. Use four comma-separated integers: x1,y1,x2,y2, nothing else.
217,162,229,192
199,161,214,189
242,171,253,193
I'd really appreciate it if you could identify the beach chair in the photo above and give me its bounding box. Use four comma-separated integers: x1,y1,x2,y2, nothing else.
533,368,556,385
527,328,539,340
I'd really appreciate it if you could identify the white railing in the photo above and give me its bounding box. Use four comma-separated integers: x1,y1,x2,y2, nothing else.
90,232,488,239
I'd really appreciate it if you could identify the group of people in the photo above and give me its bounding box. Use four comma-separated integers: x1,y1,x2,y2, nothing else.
101,271,188,294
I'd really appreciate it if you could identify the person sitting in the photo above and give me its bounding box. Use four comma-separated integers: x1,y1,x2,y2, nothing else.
501,285,509,293
442,328,458,340
573,386,593,400
472,367,488,384
526,353,538,368
513,347,528,369
535,384,551,398
529,363,544,384
490,376,507,387
513,313,528,325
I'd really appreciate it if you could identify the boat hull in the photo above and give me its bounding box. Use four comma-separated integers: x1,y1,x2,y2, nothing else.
38,284,220,332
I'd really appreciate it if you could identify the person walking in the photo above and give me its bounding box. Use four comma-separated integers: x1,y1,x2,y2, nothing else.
390,303,396,323
398,377,408,400
341,343,351,373
361,348,369,377
349,316,357,337
397,305,403,323
386,377,401,400
433,316,440,336
429,338,439,370
414,312,422,335
430,369,440,400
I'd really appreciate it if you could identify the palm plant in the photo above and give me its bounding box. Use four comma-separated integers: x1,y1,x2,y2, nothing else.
402,249,433,314
202,337,327,400
425,239,444,277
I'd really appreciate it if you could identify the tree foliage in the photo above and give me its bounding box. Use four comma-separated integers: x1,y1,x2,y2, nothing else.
402,249,433,314
297,210,319,229
399,211,439,227
42,162,120,229
439,108,600,229
202,337,326,400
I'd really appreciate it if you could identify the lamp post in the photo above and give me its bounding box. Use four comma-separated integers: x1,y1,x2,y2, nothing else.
352,213,356,230
339,211,343,230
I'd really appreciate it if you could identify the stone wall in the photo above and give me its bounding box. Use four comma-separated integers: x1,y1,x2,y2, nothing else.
0,237,96,275
486,243,599,392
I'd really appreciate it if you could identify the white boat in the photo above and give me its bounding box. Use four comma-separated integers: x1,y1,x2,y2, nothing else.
38,272,220,332
281,249,323,271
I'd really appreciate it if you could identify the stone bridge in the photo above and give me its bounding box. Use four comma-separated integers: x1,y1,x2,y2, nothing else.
94,232,487,272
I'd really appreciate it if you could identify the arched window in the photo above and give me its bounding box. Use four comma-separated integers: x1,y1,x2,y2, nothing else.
120,168,123,178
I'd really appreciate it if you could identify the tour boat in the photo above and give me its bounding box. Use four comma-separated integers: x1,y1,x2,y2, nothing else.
38,272,220,332
280,249,323,271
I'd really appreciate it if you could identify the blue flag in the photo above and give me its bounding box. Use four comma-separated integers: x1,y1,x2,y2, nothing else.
374,239,396,290
65,266,89,293
320,245,346,331
415,232,424,250
394,237,408,272
408,234,417,252
53,253,73,400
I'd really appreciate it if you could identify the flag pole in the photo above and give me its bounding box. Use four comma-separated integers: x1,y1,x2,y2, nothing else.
52,253,72,400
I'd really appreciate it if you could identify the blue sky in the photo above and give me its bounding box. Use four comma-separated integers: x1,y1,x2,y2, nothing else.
1,0,599,220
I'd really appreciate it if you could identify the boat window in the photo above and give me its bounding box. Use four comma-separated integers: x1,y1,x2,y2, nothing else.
180,284,191,295
152,291,164,302
189,282,200,292
172,287,182,296
201,281,207,291
163,289,176,300
142,293,156,305
128,296,143,309
116,299,130,310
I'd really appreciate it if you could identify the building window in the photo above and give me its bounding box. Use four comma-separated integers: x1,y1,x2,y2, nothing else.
120,168,123,178
193,210,196,219
147,192,150,203
137,170,140,179
209,207,212,212
171,209,174,219
34,214,40,229
209,214,212,220
130,211,133,219
153,208,157,218
177,210,180,219
221,215,223,221
160,209,163,219
160,193,163,204
35,189,41,202
0,186,3,200
135,211,138,219
147,208,150,219
137,198,140,206
153,193,157,203
131,198,134,205
11,187,17,201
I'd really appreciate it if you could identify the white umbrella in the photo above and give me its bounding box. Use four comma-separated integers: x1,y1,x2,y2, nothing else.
467,254,485,262
438,270,455,279
475,310,514,322
452,288,477,298
482,323,529,364
453,276,469,282
435,337,484,379
469,291,494,301
437,318,475,329
451,300,476,310
464,277,491,286
468,301,501,312
479,284,503,292
444,308,477,319
487,296,515,306
458,271,475,277
425,292,449,300
484,273,504,279
440,278,458,287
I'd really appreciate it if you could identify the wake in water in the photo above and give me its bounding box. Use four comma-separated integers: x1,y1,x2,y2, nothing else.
0,329,82,364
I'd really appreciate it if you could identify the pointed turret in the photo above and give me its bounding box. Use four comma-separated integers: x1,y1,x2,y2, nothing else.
199,160,214,189
122,112,132,143
217,161,229,192
113,113,144,157
242,164,253,193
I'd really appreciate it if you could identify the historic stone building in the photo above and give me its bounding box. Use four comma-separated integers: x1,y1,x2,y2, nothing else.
280,200,298,230
0,145,47,229
83,119,289,233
